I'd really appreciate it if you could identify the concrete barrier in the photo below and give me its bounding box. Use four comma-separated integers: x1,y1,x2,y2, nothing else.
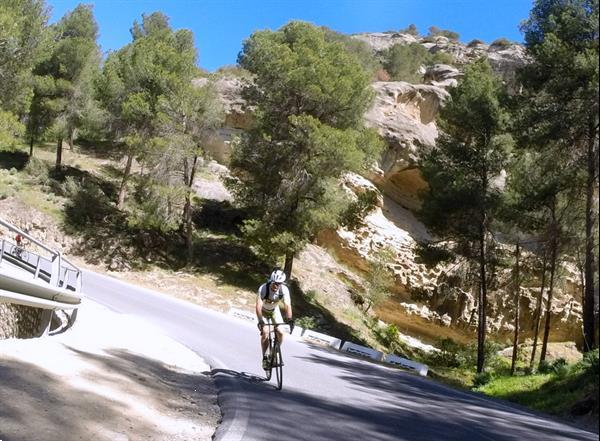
302,329,342,349
291,325,304,337
383,354,428,376
340,341,383,361
228,308,256,323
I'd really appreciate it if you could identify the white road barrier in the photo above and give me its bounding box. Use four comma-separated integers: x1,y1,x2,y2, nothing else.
384,354,428,376
302,329,342,349
226,307,428,376
340,341,383,361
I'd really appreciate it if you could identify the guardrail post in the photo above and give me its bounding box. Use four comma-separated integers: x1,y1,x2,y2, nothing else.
50,252,61,286
0,239,4,264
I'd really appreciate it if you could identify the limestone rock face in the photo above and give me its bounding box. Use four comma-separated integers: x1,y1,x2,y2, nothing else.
352,32,528,87
423,64,462,88
195,75,254,163
364,81,448,210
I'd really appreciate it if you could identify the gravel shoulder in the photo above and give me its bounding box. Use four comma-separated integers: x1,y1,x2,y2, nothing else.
0,299,220,441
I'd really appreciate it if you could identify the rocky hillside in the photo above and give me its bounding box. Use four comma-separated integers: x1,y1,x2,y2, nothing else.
204,32,585,347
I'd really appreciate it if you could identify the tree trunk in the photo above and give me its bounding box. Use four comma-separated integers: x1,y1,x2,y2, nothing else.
284,251,294,280
582,130,598,351
29,136,35,157
68,127,75,151
540,223,558,366
476,218,488,374
184,155,199,264
55,137,63,169
530,249,548,368
117,153,134,209
511,241,521,376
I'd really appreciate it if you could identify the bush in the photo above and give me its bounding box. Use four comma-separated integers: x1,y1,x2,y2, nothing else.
490,38,512,48
59,176,82,198
549,358,570,378
473,371,493,387
467,39,485,47
24,156,50,185
581,349,599,375
295,316,316,330
538,360,553,374
304,289,317,303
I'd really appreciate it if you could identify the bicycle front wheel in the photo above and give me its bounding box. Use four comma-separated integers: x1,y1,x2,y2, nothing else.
264,347,272,381
274,342,283,390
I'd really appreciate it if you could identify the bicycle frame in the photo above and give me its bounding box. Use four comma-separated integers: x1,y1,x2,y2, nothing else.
262,320,287,390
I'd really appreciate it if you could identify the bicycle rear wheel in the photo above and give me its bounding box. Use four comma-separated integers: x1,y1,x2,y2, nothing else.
274,342,283,390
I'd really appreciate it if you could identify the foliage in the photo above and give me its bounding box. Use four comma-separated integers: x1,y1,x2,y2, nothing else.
96,11,199,208
339,188,380,230
399,24,419,36
362,247,395,311
473,371,494,387
467,39,485,47
322,27,381,77
381,43,455,83
23,155,50,185
295,316,317,330
27,3,100,162
490,38,513,48
518,0,599,351
373,323,404,354
0,111,25,150
230,21,384,272
427,26,460,41
0,0,49,112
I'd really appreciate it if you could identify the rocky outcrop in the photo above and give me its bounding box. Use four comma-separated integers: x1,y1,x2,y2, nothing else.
364,81,447,210
352,32,528,88
195,76,254,163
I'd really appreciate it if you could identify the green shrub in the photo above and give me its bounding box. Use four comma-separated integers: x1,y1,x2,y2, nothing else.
473,371,493,387
58,176,81,198
538,360,552,374
304,289,317,303
551,358,570,378
467,39,485,47
295,316,316,330
24,157,50,185
490,38,512,48
581,349,599,375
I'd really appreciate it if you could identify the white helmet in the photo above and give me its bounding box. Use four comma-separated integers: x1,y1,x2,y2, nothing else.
270,269,286,284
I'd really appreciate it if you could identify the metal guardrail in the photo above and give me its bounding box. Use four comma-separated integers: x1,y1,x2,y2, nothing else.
0,216,83,334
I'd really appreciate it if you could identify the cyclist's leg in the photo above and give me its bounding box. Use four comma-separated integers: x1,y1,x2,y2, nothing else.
261,310,274,355
273,307,286,344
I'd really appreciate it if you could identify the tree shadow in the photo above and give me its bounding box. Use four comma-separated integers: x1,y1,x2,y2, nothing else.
0,150,29,171
76,139,124,161
209,348,596,441
0,347,217,441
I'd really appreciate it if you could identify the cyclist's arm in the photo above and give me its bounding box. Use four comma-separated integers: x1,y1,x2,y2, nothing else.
284,302,292,321
256,292,265,324
282,286,292,321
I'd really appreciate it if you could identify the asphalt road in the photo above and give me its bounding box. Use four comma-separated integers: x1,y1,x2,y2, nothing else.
82,269,597,441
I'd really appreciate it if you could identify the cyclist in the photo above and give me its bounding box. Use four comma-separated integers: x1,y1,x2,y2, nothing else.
256,269,294,369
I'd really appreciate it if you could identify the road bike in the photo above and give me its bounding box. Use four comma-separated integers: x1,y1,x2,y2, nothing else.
261,320,287,390
10,244,28,262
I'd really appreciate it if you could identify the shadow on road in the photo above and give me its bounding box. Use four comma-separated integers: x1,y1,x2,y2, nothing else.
0,347,217,441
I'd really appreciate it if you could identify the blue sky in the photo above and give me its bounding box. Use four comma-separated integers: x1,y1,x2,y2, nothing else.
47,0,534,72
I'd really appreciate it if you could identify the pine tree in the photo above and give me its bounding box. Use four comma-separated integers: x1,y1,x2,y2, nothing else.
419,59,513,373
228,21,383,277
520,0,599,351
